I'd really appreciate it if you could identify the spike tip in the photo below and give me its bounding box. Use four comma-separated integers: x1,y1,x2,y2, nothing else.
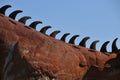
100,41,110,52
18,16,31,24
50,30,61,38
60,33,70,42
9,10,23,19
29,21,42,29
40,26,52,34
0,5,11,15
79,36,90,47
69,35,79,44
90,40,99,50
112,38,118,52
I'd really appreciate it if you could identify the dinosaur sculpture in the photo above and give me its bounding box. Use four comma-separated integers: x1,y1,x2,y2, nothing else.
0,5,119,80
84,38,120,80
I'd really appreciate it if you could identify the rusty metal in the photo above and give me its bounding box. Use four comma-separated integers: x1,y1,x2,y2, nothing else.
0,5,120,80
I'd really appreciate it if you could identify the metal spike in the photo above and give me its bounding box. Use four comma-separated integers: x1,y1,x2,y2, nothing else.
60,33,70,42
100,41,110,52
69,35,79,44
90,40,99,50
112,38,118,52
40,26,52,34
50,30,61,38
79,36,90,47
9,10,23,19
29,21,42,29
18,16,31,24
0,5,11,15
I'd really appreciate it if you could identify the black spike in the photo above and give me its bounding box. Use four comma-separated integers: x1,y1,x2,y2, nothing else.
60,33,70,42
18,16,31,24
112,38,118,52
0,5,11,15
9,10,23,19
100,41,110,52
90,40,99,50
50,30,61,38
79,36,90,47
69,35,79,44
40,26,52,34
29,21,42,29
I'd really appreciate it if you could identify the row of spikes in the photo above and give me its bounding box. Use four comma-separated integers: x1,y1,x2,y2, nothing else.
0,5,119,53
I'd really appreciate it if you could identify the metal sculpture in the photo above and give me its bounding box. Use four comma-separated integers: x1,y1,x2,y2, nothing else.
0,5,119,80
